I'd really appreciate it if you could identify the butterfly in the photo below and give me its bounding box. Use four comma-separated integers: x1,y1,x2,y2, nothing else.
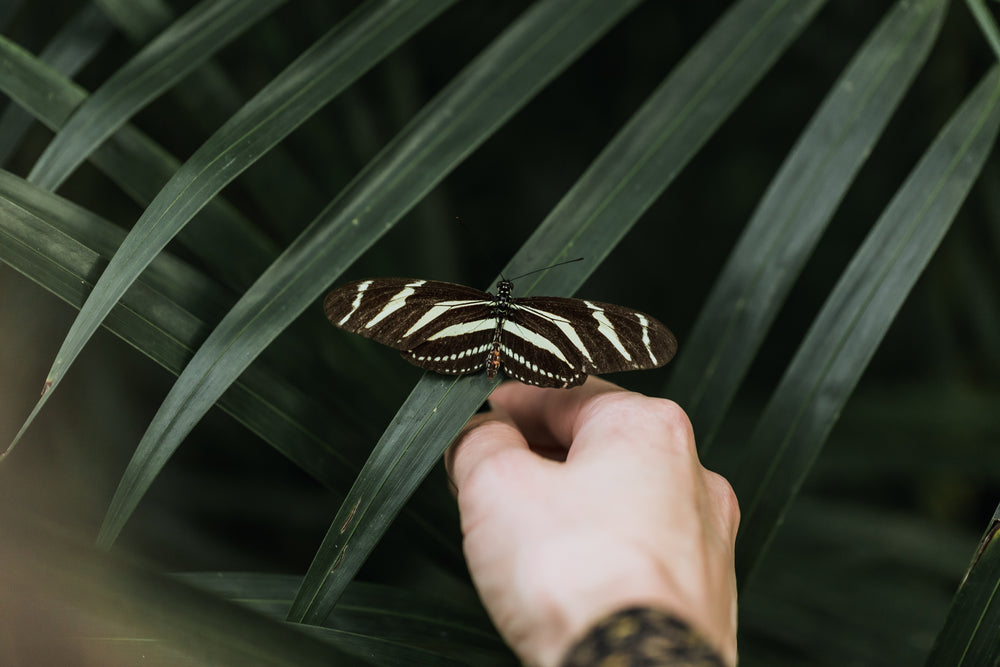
324,277,676,388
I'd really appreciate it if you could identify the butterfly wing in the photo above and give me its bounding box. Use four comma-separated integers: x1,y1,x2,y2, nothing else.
325,279,677,386
324,278,497,374
505,296,677,387
499,315,587,387
400,323,496,375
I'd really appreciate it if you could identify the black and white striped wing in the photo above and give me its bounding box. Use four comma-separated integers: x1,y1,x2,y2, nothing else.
325,277,678,388
502,297,677,388
324,279,496,375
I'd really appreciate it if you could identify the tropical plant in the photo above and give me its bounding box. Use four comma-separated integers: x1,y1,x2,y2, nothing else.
1,0,998,664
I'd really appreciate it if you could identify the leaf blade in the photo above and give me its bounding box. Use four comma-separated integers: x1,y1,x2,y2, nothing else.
733,65,1000,587
666,0,947,450
0,169,359,488
0,34,279,288
8,0,457,453
0,4,114,165
28,0,286,190
925,506,1000,666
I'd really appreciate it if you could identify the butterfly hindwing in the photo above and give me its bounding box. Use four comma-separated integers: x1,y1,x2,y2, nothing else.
498,309,587,387
401,325,495,375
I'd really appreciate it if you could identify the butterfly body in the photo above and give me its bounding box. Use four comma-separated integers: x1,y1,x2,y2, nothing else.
486,279,512,379
324,277,677,388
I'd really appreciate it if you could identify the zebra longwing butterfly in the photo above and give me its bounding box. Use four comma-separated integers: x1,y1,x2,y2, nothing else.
324,277,677,388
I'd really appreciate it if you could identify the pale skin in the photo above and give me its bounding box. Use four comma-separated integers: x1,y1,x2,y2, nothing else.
446,377,740,667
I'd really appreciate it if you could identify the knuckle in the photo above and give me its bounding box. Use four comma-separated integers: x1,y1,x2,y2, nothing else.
641,396,697,454
645,397,693,434
582,392,698,458
584,392,696,446
705,470,741,529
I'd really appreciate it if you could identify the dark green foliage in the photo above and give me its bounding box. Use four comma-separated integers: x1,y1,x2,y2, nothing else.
1,1,998,664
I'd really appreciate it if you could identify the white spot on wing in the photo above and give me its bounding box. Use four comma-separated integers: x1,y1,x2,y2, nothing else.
403,300,489,338
501,320,572,365
585,301,631,362
499,343,574,386
339,280,373,325
365,280,425,328
637,313,657,364
511,304,593,363
427,318,496,340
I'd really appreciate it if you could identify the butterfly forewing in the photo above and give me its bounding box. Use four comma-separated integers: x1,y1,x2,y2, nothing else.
511,297,677,377
324,279,493,349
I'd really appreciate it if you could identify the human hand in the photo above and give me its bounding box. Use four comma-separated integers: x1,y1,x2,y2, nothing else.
446,377,740,667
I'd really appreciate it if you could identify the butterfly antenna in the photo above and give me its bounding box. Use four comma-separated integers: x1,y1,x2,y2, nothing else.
509,257,584,282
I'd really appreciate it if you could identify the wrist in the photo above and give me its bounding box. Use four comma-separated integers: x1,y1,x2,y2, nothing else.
559,607,729,667
512,539,679,667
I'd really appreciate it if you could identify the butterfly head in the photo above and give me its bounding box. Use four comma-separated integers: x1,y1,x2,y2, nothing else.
496,279,514,302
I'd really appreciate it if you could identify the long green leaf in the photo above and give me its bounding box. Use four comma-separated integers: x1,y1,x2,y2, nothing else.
95,0,174,41
0,170,221,367
0,169,357,482
0,169,230,320
92,0,330,237
28,0,286,190
178,573,513,665
666,0,945,450
0,35,279,287
0,169,462,564
0,4,113,164
966,0,1000,62
7,0,456,455
291,0,828,623
733,65,1000,587
925,505,1000,666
